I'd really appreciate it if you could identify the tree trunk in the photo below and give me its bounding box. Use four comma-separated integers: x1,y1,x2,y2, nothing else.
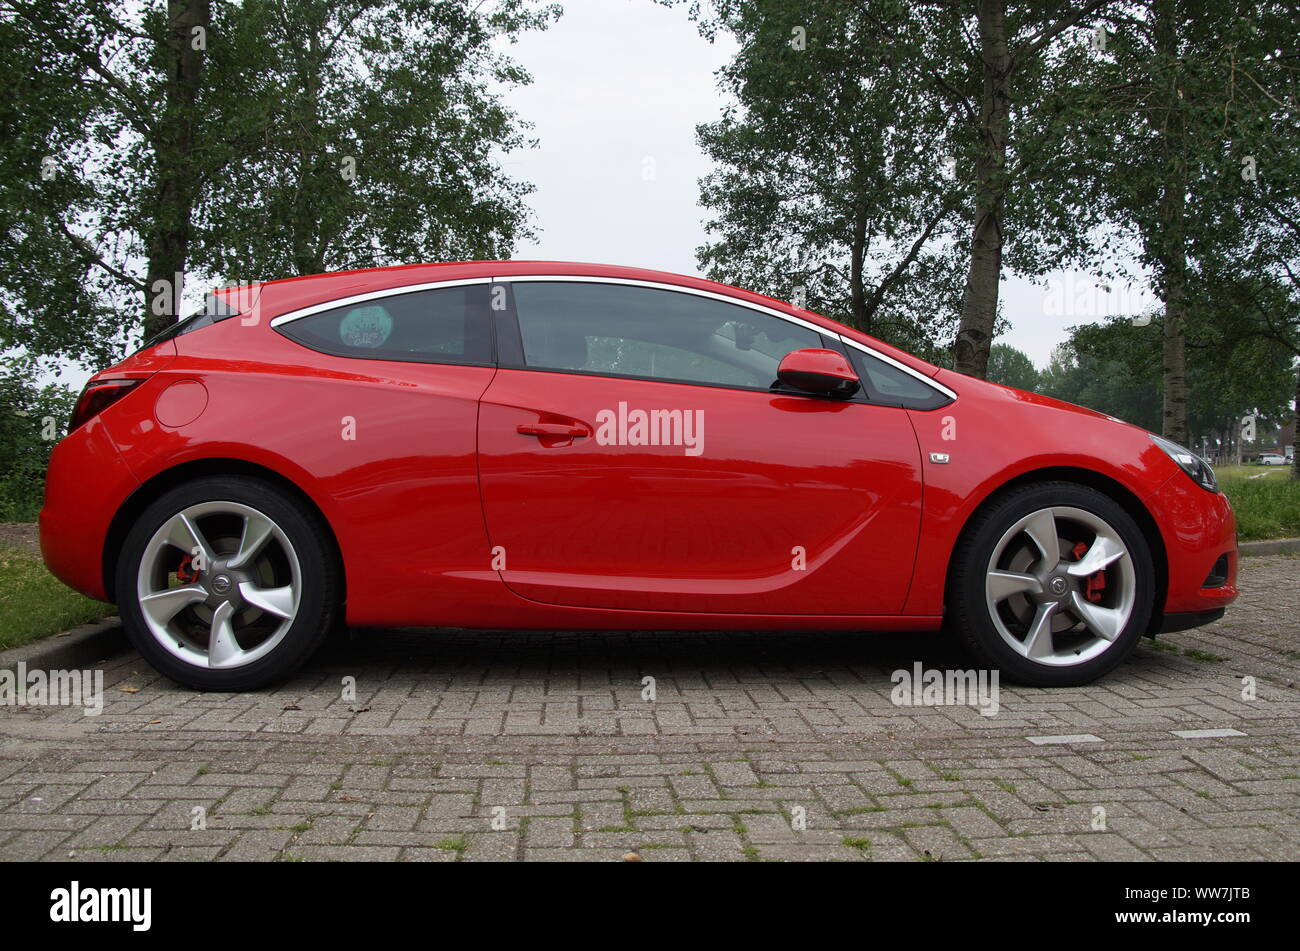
1161,256,1190,446
1152,0,1190,445
142,0,209,340
953,0,1010,379
849,205,868,333
292,28,324,276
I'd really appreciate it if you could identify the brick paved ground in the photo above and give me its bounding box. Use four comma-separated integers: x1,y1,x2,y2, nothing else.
1,555,1296,862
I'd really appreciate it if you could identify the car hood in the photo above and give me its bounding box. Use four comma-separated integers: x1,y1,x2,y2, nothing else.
933,368,1134,426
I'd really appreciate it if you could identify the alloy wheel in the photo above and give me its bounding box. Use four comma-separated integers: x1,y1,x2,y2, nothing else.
983,505,1136,667
134,500,302,670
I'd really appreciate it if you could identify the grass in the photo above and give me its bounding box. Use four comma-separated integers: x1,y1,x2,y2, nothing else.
1215,464,1293,480
1213,465,1300,542
0,547,114,651
842,835,872,855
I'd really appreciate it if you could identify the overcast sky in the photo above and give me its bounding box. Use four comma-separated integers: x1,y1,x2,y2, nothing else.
499,0,1149,370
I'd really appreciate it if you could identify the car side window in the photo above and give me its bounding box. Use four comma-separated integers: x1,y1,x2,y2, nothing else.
277,284,491,365
848,347,952,411
509,281,824,390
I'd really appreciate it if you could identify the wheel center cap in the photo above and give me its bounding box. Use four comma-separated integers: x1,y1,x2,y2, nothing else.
211,574,232,595
1049,576,1068,596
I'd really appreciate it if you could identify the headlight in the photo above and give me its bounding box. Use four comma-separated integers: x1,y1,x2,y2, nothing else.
1150,434,1218,492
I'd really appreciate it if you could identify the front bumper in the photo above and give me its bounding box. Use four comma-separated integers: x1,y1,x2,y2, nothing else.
1148,472,1238,622
1157,608,1227,634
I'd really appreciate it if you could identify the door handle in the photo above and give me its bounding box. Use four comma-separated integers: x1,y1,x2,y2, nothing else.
517,422,588,438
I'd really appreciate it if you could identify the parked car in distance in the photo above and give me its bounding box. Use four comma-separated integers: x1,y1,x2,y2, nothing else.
1257,452,1287,466
41,261,1239,690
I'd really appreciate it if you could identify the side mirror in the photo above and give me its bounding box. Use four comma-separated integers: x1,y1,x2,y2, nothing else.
777,348,860,398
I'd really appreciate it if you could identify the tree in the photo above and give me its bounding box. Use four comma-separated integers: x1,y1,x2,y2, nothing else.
193,0,560,283
680,0,1300,410
680,0,966,358
1071,1,1298,445
0,0,556,367
144,0,210,339
0,1,150,366
1043,314,1294,455
985,342,1040,390
1185,1,1300,478
0,0,221,345
1199,267,1300,477
927,0,1116,378
681,1,1124,372
1038,337,1161,430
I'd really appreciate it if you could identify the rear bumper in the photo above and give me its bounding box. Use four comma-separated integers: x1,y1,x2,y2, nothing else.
39,418,139,603
1148,474,1238,621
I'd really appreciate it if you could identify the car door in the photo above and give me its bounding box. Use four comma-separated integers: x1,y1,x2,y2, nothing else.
475,278,925,616
268,280,497,624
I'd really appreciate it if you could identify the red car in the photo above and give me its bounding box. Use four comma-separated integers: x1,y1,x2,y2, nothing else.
41,261,1238,690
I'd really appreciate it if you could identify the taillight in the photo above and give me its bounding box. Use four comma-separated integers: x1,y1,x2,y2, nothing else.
69,379,142,432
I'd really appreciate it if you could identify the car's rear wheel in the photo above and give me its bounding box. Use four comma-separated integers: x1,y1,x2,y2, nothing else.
116,476,340,690
949,482,1154,686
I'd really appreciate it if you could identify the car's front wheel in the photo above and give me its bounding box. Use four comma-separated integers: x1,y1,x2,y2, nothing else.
116,476,341,690
949,482,1154,687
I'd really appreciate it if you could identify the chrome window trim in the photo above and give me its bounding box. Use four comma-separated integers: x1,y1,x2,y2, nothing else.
501,274,957,402
267,277,494,328
498,274,831,336
267,271,958,403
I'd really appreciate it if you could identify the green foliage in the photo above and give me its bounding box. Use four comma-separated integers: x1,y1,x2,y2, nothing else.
0,0,559,368
985,344,1040,392
0,1,137,367
684,1,1122,368
1061,2,1300,442
1039,337,1161,432
0,359,77,521
1038,314,1294,447
688,0,967,351
193,0,561,282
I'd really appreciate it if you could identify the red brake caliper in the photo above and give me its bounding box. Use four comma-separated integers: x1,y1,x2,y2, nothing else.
176,552,200,585
1070,541,1106,603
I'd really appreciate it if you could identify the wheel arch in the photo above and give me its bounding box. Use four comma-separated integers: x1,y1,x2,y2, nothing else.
945,466,1168,633
102,457,345,604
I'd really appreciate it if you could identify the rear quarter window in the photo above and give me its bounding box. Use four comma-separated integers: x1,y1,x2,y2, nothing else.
277,284,491,365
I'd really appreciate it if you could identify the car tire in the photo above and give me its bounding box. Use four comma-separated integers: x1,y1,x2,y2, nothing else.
948,481,1154,687
116,475,341,691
